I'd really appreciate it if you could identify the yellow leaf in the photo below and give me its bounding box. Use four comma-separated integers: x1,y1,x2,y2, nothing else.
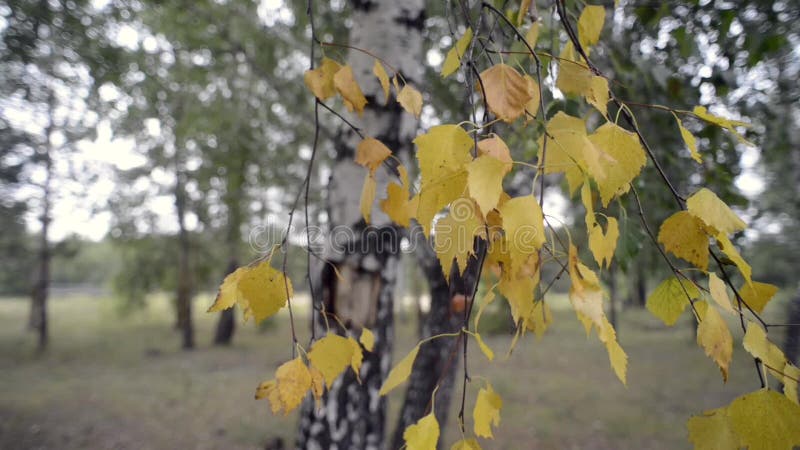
468,155,508,216
255,379,276,400
605,337,628,385
581,181,596,230
556,58,592,97
588,216,619,269
442,27,473,78
696,301,733,381
738,281,778,314
274,357,312,415
208,259,293,324
646,277,700,326
473,383,502,438
333,65,367,115
403,412,440,450
303,57,341,101
715,233,752,285
414,171,468,237
479,63,533,122
379,345,420,396
360,175,377,224
687,407,742,450
784,364,799,405
415,125,473,190
686,188,747,236
578,5,605,48
451,438,482,450
586,75,609,117
434,198,483,281
497,276,536,325
523,75,541,121
307,334,355,388
498,195,546,274
397,84,423,118
657,211,709,270
359,328,375,352
517,0,531,26
675,116,701,163
373,60,390,104
693,106,753,146
524,300,553,340
537,112,588,183
348,337,363,380
588,122,647,206
309,365,325,405
355,137,392,174
525,22,540,48
708,272,735,314
380,165,414,227
727,389,800,450
473,332,494,362
477,134,513,168
742,323,787,379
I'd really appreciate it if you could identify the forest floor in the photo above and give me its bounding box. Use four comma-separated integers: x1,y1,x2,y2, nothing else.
0,291,790,450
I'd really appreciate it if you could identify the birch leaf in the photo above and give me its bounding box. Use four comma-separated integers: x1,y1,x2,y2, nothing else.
360,175,376,224
578,5,606,48
525,22,540,48
379,345,420,395
588,122,647,206
442,27,473,78
373,60,391,104
333,65,367,115
687,408,741,450
479,63,533,122
693,106,753,146
727,389,800,450
686,188,747,235
303,57,341,101
646,277,700,326
675,116,701,163
355,137,392,174
738,281,778,313
359,328,375,352
307,334,355,388
588,216,619,269
275,357,312,415
657,211,709,270
473,383,502,438
708,272,735,314
451,438,482,450
398,84,423,118
696,301,733,381
468,155,508,216
742,323,787,378
208,259,293,324
403,413,439,450
477,134,513,168
473,332,495,362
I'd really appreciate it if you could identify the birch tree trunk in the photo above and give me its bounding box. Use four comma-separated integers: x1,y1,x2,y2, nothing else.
296,2,424,448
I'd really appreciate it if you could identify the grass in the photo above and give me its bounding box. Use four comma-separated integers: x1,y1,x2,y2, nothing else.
0,291,790,449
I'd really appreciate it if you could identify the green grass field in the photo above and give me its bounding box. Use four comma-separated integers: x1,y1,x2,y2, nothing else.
0,292,789,449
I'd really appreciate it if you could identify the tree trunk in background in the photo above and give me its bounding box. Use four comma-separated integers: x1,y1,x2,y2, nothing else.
29,92,54,353
175,149,194,350
296,2,424,448
784,288,800,365
214,160,245,346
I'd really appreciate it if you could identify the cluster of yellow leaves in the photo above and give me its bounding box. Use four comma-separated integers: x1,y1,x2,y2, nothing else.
304,56,423,119
646,268,780,382
255,329,375,415
567,244,627,385
688,389,800,450
207,258,293,324
658,188,751,282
